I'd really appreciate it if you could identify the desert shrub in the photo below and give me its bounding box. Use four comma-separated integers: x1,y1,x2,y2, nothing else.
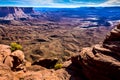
54,63,62,70
10,42,23,52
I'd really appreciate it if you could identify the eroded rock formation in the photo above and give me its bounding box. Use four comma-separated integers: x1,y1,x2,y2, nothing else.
0,44,71,80
0,7,34,20
0,7,27,20
72,24,120,80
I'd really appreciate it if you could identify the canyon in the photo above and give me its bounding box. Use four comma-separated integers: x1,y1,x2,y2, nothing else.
0,7,120,80
0,21,119,80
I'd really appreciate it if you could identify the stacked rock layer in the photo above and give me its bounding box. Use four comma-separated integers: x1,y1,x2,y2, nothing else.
72,24,120,80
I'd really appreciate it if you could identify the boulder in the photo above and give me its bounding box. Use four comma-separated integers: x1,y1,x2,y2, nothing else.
11,50,25,62
3,50,25,71
0,44,11,62
3,55,14,68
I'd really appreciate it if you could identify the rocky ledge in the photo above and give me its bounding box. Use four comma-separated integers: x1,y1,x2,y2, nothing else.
72,24,120,80
0,24,120,80
0,44,71,80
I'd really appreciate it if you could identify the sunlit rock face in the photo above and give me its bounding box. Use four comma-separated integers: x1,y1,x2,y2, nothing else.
0,7,34,20
72,24,120,80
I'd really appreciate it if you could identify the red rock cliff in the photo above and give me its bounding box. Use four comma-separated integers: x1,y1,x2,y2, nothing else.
72,24,120,80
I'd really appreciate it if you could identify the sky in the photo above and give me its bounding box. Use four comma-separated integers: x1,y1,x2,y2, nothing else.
0,0,120,8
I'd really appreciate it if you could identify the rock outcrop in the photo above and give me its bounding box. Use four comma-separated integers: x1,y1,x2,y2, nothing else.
72,24,120,80
0,44,26,71
4,50,25,71
0,44,26,79
0,62,14,80
0,7,34,20
0,7,28,20
0,44,11,62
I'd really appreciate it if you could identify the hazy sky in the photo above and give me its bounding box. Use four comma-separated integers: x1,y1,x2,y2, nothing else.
0,0,120,7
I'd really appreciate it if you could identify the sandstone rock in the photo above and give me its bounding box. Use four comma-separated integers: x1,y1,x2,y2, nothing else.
62,60,72,68
103,24,120,53
0,44,11,62
14,69,70,80
0,44,72,80
3,55,14,68
0,7,35,20
0,7,28,20
54,69,70,80
0,62,14,80
3,50,25,71
11,50,25,62
71,24,120,80
26,65,46,71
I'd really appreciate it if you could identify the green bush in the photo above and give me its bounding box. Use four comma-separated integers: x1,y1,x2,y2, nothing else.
54,63,62,70
10,42,23,52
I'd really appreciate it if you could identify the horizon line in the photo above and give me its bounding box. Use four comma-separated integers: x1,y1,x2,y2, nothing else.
0,5,120,8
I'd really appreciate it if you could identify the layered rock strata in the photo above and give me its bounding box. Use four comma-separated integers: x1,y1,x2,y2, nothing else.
72,24,120,80
0,7,34,20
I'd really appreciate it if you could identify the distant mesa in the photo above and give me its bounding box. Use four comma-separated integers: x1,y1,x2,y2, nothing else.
0,7,34,20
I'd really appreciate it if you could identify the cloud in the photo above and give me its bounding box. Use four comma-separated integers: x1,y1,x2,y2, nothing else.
0,0,119,7
0,0,54,6
99,0,120,6
52,0,108,7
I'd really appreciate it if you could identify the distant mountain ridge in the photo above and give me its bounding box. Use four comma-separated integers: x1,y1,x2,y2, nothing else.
0,7,34,20
34,7,120,27
0,7,120,27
